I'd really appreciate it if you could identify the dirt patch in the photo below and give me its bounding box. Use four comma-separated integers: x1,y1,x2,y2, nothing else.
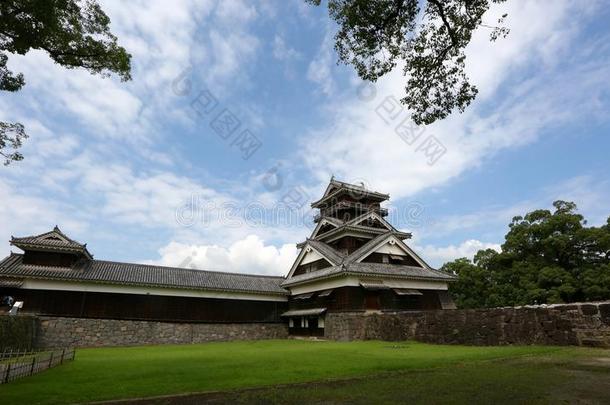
548,368,610,404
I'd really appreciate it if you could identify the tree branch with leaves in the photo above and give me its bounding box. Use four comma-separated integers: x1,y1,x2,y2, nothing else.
0,0,132,165
308,0,509,125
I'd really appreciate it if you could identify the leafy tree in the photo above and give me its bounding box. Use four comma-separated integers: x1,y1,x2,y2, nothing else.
444,201,610,308
0,122,26,164
308,0,509,125
0,0,131,165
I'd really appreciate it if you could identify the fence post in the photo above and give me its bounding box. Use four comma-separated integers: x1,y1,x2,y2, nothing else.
4,362,11,384
60,348,65,364
30,356,36,376
48,352,53,369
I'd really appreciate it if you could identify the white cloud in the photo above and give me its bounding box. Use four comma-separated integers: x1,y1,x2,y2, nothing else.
272,35,301,62
2,0,607,279
0,178,89,259
415,175,610,243
543,175,610,226
307,28,335,95
4,50,145,140
415,239,501,268
300,0,607,200
215,0,258,23
147,234,297,276
0,0,278,254
206,29,260,85
414,173,610,268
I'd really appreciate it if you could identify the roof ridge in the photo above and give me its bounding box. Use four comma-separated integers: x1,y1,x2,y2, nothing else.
344,211,394,228
305,239,346,265
50,226,85,246
329,179,389,196
344,231,394,263
92,258,286,279
313,223,385,242
320,216,344,225
11,227,85,246
2,253,285,280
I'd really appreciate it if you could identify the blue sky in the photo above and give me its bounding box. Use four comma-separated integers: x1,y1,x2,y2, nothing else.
1,0,609,275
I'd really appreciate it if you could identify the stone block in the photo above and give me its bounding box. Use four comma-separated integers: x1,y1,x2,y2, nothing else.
599,304,610,324
34,316,287,348
580,304,598,316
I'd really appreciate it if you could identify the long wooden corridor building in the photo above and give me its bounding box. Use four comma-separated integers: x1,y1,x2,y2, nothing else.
0,179,456,335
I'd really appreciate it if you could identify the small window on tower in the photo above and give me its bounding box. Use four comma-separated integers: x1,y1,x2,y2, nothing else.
389,255,405,264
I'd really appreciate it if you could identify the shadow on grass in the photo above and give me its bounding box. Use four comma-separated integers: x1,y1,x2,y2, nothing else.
102,351,610,405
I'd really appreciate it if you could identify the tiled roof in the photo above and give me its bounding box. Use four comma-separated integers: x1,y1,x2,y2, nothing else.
11,226,93,259
349,262,456,280
316,224,387,241
304,239,346,265
0,277,23,288
343,232,397,264
311,179,389,208
0,254,288,296
319,216,344,227
285,228,457,287
282,262,456,287
281,308,327,317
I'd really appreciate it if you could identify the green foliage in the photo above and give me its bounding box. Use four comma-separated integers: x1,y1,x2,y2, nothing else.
445,201,610,308
0,316,37,351
0,0,131,165
0,122,28,165
0,340,563,404
308,0,509,125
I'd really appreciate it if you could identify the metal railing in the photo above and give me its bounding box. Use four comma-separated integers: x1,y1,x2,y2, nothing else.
0,348,75,384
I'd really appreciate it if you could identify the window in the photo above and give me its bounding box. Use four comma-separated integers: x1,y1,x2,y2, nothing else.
389,255,405,264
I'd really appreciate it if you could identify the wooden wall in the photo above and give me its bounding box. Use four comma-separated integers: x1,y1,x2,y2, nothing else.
289,286,442,312
22,251,79,267
0,288,286,323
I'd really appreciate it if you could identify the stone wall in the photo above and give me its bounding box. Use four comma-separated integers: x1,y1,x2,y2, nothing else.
325,301,610,347
36,317,288,348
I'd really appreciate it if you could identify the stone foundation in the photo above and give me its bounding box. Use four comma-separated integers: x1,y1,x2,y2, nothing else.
36,317,288,348
13,301,610,348
325,301,610,347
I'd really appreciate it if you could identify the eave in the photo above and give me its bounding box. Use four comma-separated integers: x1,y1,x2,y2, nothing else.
281,268,456,288
9,241,94,260
315,225,410,244
311,188,389,208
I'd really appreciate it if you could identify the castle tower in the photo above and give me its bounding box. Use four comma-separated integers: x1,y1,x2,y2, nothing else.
281,178,456,336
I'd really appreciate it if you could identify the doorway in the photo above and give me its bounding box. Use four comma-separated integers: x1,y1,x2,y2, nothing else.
365,291,381,310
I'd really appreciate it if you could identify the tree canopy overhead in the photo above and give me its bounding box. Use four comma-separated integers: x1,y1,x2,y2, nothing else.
444,201,610,308
0,0,131,165
308,0,509,125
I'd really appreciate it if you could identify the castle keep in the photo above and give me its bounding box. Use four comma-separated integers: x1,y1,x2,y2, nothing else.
0,179,456,338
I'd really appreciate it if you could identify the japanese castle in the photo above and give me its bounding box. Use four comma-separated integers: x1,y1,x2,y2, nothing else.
0,179,456,336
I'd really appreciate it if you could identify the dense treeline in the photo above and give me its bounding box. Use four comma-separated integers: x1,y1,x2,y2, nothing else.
444,201,610,308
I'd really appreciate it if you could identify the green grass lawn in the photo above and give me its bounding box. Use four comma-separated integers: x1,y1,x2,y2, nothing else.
0,340,607,404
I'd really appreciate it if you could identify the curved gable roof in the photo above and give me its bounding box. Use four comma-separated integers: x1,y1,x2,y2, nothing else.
11,226,93,259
